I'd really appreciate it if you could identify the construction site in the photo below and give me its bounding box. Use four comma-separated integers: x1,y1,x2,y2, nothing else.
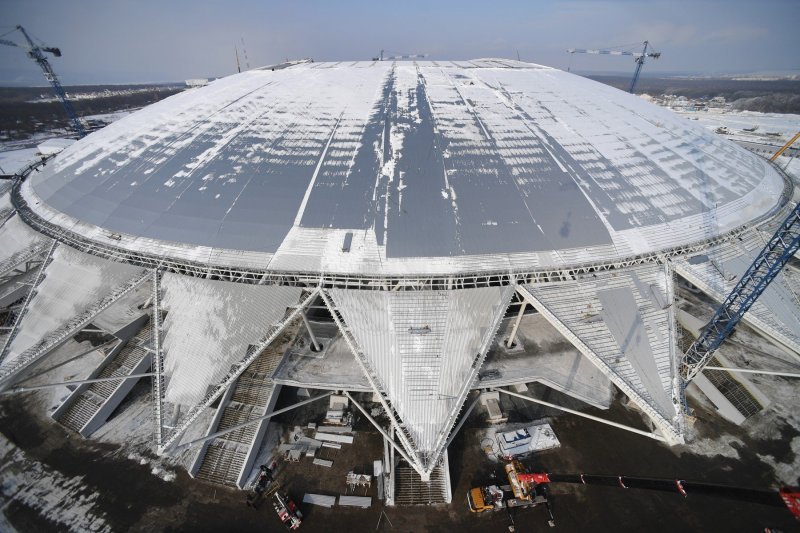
0,21,799,533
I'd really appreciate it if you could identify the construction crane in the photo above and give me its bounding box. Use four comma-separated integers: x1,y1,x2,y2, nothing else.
567,40,661,93
680,202,800,382
0,25,86,138
468,461,800,525
771,131,800,162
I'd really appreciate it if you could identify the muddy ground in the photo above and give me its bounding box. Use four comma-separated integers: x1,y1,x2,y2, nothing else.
1,379,798,533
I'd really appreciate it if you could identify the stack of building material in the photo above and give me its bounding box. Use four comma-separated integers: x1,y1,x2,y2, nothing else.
338,496,371,508
303,493,336,508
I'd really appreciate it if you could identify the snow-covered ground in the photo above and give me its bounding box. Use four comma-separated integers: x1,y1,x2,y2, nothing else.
0,148,40,175
0,434,112,532
82,110,135,123
672,108,799,138
676,285,800,485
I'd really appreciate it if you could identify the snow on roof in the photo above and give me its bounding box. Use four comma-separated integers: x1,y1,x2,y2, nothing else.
1,245,145,369
91,282,150,335
327,284,512,469
519,262,682,439
24,60,785,276
36,138,76,156
0,214,49,275
160,274,301,407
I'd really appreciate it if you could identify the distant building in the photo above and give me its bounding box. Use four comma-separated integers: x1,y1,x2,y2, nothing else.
185,78,209,88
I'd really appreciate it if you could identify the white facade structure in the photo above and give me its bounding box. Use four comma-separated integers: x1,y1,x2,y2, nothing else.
0,59,797,484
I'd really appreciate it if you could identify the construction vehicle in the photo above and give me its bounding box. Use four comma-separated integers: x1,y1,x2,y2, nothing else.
272,490,303,530
246,463,277,508
468,460,554,524
468,463,800,525
245,463,303,529
0,25,86,138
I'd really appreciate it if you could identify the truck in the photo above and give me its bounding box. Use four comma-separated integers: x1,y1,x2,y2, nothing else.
468,462,800,526
467,460,553,520
272,490,303,530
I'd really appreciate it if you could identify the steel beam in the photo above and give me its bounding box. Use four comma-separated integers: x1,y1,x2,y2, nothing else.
515,285,683,445
506,301,527,348
2,372,155,394
173,391,333,452
158,289,320,453
494,387,667,442
343,391,418,470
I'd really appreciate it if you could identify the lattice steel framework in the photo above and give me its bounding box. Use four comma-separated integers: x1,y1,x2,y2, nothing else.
157,288,319,453
681,203,800,381
0,257,150,390
9,164,795,293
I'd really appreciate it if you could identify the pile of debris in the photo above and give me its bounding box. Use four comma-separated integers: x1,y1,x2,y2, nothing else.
277,394,356,468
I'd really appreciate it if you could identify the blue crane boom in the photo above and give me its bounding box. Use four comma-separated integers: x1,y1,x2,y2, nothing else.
0,25,86,138
681,202,800,382
567,40,661,94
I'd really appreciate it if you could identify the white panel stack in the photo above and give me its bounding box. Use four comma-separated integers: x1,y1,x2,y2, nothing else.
674,232,800,358
328,285,513,470
160,274,301,407
2,245,146,368
0,214,49,274
520,263,682,440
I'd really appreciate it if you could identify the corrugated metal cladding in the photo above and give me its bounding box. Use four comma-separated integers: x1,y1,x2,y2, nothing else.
522,262,680,427
27,59,782,275
328,285,513,468
160,274,301,407
1,246,145,369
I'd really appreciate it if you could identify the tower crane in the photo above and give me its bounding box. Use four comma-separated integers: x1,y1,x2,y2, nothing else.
680,202,800,381
0,25,86,138
567,40,661,93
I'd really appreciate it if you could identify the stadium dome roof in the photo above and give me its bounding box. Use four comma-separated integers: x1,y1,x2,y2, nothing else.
3,59,797,483
21,59,786,277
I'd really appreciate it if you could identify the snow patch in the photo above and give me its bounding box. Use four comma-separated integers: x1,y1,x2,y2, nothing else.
0,434,111,532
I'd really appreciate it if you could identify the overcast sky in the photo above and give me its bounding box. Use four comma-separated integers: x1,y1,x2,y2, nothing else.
1,0,798,85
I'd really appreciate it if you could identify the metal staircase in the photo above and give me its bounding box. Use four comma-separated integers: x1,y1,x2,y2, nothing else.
394,453,450,505
54,319,152,436
193,341,286,487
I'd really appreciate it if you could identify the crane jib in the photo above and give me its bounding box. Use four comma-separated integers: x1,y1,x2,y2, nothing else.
541,473,798,517
0,25,86,138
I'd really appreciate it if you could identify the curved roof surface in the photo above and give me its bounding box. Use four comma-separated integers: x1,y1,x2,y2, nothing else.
25,59,785,276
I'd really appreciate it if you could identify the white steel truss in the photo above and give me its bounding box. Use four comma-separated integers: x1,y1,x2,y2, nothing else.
322,286,513,477
516,263,684,444
8,168,794,292
157,288,319,452
0,256,150,390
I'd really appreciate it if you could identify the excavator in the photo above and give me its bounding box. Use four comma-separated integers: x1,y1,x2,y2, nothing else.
468,460,800,526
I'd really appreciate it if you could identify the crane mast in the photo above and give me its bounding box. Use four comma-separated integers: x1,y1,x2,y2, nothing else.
629,41,650,93
1,25,86,138
567,40,661,93
680,202,800,381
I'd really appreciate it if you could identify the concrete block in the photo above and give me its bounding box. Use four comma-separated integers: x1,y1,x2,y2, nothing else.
479,391,500,406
